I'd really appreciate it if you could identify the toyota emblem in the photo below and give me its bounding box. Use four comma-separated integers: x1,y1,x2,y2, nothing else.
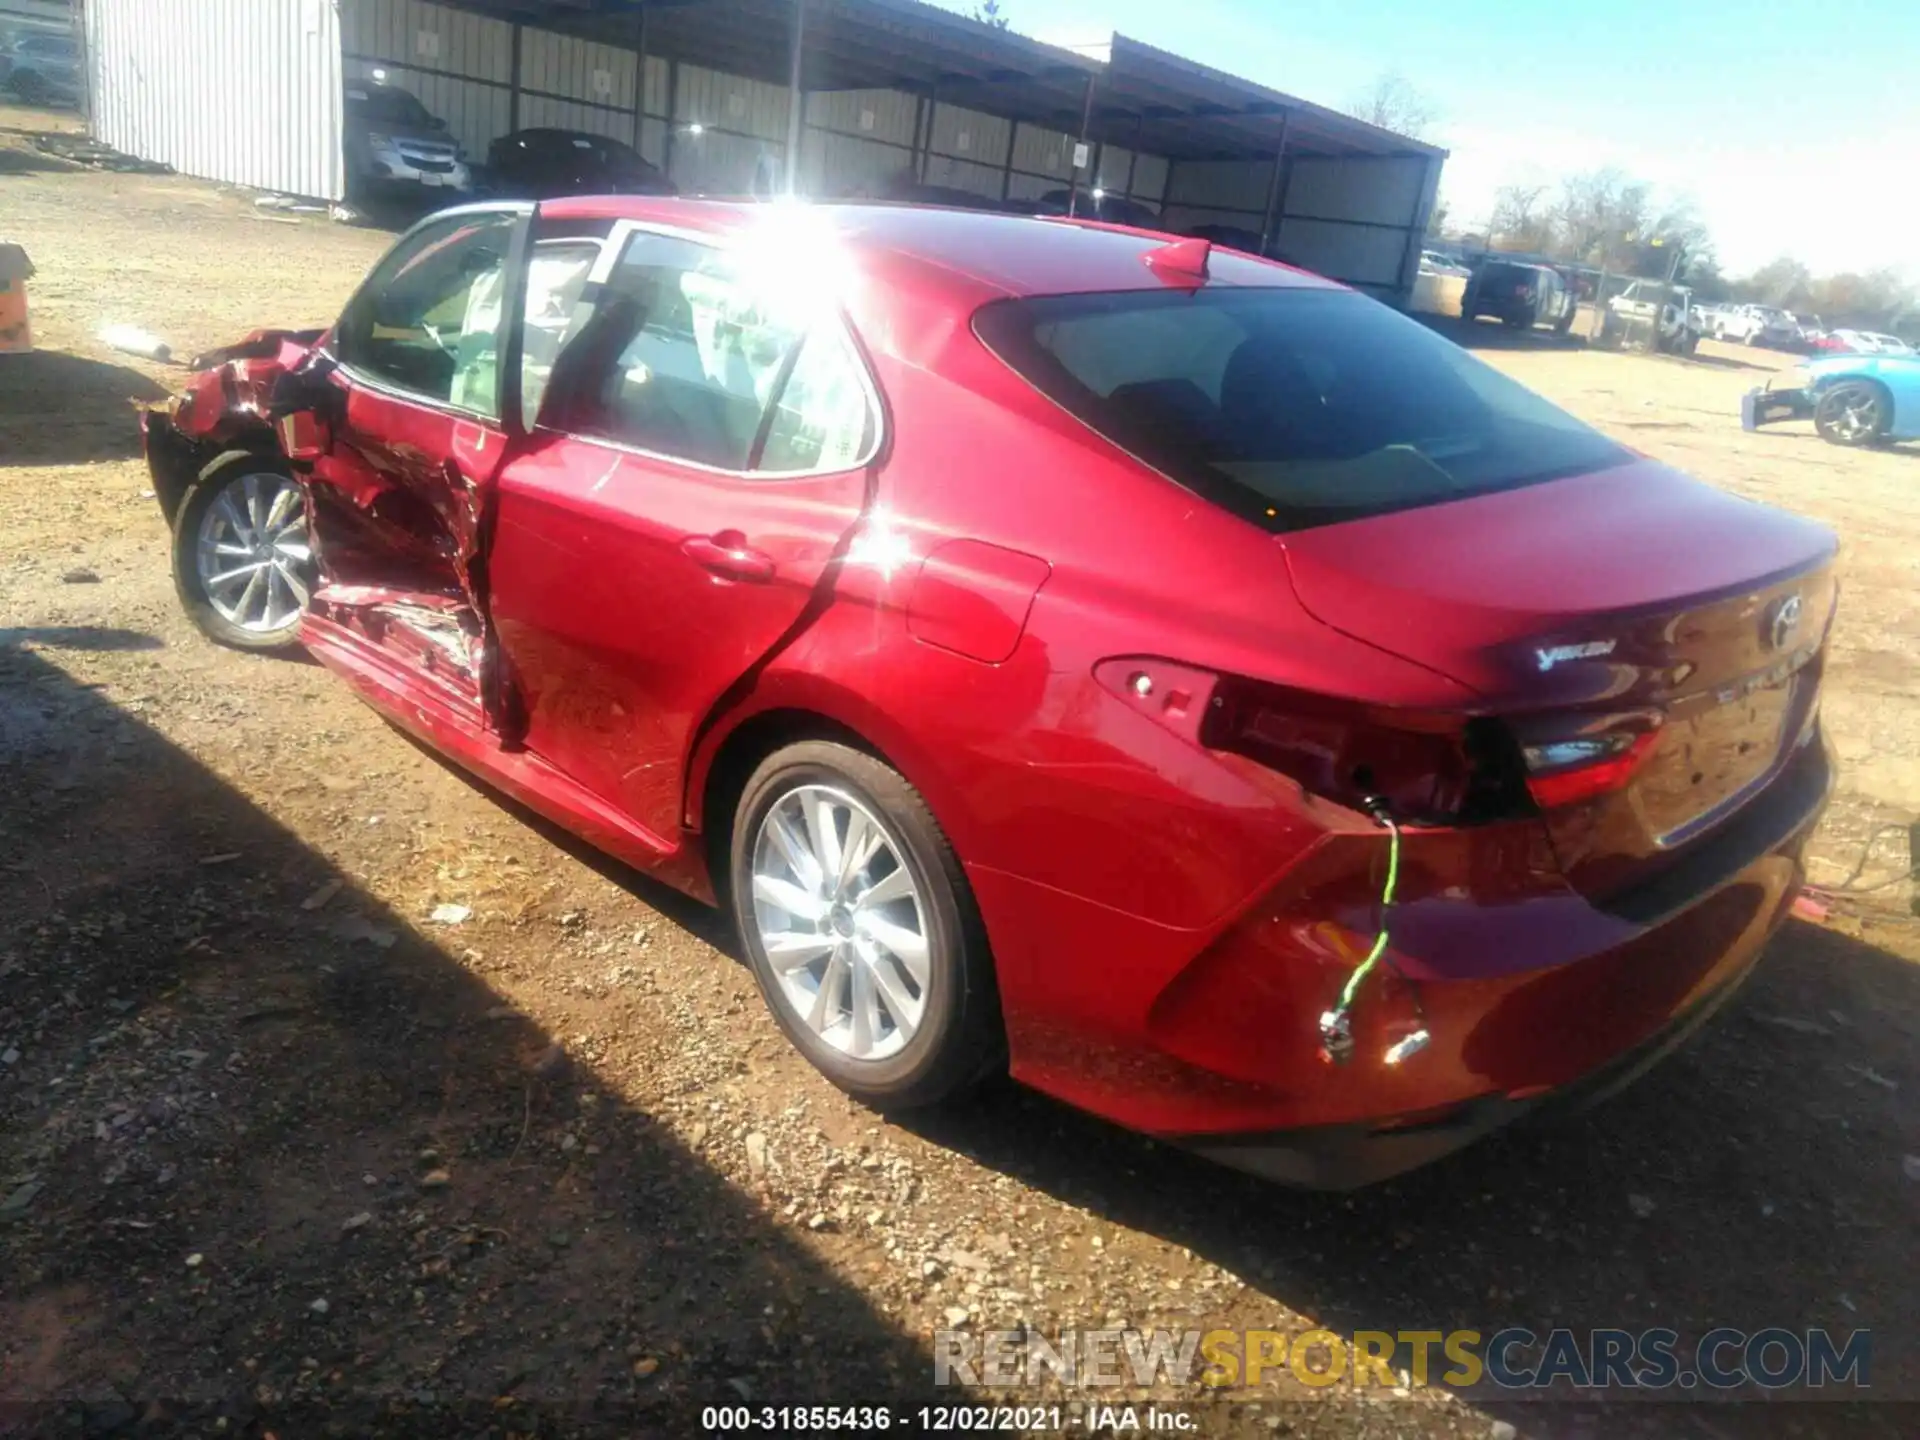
1768,593,1804,651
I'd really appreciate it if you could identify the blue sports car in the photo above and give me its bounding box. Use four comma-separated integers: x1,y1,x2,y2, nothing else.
1743,352,1920,448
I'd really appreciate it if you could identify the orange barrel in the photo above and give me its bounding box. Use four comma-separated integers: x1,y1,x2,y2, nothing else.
0,243,35,354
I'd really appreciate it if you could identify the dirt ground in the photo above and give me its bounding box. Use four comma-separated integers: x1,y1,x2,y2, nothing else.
3,106,1916,1439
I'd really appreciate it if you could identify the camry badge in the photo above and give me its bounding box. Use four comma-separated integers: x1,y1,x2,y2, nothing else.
1536,639,1617,672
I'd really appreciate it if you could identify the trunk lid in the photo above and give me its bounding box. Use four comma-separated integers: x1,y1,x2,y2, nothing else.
1281,460,1837,899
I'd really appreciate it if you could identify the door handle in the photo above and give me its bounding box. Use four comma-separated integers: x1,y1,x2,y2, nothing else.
681,530,776,583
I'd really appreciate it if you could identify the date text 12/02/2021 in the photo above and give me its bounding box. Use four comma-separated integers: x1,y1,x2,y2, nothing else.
701,1405,1196,1431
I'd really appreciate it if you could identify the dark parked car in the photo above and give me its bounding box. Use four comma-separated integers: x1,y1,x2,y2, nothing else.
1032,188,1166,230
1464,259,1576,332
484,128,675,200
343,77,470,199
142,200,1836,1188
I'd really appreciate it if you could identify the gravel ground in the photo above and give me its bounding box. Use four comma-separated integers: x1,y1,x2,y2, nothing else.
2,107,1916,1438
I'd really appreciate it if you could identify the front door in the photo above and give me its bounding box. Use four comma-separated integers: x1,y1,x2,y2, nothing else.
299,205,529,729
485,221,881,844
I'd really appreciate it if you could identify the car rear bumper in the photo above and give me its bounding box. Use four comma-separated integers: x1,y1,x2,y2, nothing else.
1181,931,1769,1188
1743,385,1814,430
1171,737,1831,1187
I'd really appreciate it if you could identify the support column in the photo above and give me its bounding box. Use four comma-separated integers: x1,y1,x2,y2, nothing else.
909,93,929,182
663,58,681,185
1257,110,1291,256
784,0,807,196
629,3,648,151
1066,73,1096,218
508,23,523,134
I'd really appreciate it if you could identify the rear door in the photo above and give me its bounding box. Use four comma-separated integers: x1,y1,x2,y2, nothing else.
299,204,531,728
485,220,880,840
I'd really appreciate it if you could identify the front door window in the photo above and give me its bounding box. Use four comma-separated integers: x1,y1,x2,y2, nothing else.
333,211,517,419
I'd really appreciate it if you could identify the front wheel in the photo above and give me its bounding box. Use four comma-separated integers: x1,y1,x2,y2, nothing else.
730,741,1003,1110
171,457,314,651
1814,381,1890,447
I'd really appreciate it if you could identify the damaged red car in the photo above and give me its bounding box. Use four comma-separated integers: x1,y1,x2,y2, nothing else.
143,200,1837,1187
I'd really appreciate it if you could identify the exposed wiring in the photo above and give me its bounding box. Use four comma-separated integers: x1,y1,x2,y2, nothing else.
1318,804,1430,1066
1338,810,1403,1011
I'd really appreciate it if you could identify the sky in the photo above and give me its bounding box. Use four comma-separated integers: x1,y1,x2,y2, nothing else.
935,0,1917,279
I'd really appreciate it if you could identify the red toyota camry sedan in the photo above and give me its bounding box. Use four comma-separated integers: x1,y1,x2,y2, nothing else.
143,199,1836,1187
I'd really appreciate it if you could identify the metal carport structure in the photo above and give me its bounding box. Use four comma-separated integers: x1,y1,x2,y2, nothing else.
85,0,1445,303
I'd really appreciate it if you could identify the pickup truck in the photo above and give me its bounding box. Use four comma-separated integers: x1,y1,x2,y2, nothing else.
1712,304,1801,348
1603,280,1702,355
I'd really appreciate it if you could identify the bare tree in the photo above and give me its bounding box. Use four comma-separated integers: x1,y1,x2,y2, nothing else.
971,0,1010,29
1346,71,1437,139
1489,182,1551,251
1742,257,1813,308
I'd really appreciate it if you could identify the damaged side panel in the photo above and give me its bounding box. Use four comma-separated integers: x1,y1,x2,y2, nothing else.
291,205,532,742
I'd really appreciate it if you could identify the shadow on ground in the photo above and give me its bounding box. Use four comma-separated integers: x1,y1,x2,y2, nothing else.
0,351,170,467
0,146,74,176
0,644,940,1435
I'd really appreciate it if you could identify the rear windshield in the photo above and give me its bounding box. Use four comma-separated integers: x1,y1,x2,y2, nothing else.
974,287,1630,532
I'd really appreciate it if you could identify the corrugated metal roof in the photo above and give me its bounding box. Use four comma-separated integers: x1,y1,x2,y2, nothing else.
458,0,1437,161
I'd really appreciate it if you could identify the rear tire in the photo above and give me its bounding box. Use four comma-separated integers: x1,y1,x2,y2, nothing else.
1814,381,1890,447
730,740,1003,1110
171,455,313,652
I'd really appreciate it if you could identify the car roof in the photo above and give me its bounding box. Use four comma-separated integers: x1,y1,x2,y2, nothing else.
508,127,632,146
536,196,1336,301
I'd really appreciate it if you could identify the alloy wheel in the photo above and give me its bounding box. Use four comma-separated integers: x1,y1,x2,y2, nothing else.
1827,393,1878,442
750,783,929,1061
194,471,313,634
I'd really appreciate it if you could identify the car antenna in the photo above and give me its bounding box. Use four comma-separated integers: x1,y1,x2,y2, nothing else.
1143,236,1212,288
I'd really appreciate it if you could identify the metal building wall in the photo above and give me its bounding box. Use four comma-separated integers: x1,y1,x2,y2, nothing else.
799,88,917,197
669,62,790,194
88,0,344,200
922,102,1010,201
1159,159,1273,236
1274,155,1435,301
517,26,639,143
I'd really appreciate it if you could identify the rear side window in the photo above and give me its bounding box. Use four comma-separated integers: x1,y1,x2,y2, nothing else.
974,287,1629,532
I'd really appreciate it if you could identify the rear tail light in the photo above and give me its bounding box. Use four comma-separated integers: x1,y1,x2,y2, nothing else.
1519,728,1660,809
1515,283,1533,298
1195,675,1531,825
1099,660,1668,825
